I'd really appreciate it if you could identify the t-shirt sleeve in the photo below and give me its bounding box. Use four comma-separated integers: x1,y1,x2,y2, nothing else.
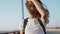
19,20,24,30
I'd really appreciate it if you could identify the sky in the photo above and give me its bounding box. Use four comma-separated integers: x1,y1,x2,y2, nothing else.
0,0,60,31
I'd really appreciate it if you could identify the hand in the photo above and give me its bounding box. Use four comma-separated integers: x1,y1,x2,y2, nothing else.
26,0,38,1
31,0,38,1
30,0,38,2
26,0,31,1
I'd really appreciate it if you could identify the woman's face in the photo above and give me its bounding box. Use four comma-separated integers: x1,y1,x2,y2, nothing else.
26,1,41,18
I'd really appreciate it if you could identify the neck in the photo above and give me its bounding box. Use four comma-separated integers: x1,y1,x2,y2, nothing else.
29,14,34,19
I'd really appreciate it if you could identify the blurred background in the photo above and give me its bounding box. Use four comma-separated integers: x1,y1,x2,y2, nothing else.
0,0,60,34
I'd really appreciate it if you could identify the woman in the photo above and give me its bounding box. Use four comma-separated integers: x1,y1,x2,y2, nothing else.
19,0,49,34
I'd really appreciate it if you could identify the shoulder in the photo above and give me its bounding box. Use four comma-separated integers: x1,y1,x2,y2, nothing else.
18,20,24,30
24,17,29,22
24,18,29,20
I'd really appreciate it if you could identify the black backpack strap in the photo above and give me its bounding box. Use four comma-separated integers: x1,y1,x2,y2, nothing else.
23,18,28,34
24,18,28,29
38,18,46,34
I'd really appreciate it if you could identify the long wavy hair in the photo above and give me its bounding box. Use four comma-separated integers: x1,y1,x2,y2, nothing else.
25,0,49,18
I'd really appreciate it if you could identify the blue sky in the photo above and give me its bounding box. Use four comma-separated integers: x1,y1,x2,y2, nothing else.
0,0,60,31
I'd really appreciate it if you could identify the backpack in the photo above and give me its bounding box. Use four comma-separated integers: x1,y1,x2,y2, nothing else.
23,18,46,34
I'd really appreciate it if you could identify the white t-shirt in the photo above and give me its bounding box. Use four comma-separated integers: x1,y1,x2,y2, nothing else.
19,18,45,34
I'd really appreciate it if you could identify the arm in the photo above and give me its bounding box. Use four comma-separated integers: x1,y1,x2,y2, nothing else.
31,0,46,16
20,30,23,34
31,0,47,23
19,21,24,34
